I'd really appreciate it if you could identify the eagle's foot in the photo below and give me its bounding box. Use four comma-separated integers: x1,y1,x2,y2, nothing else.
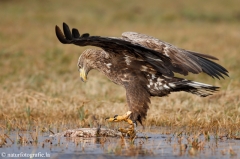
118,122,136,140
105,111,132,122
105,111,136,139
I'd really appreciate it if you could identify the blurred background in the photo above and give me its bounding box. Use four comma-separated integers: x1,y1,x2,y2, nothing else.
0,0,240,128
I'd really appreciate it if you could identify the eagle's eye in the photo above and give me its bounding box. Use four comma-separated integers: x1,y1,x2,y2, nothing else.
78,64,82,70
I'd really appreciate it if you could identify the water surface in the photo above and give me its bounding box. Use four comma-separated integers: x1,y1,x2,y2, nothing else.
1,128,239,159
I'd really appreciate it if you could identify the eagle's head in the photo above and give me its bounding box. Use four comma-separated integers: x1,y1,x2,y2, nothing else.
77,49,105,82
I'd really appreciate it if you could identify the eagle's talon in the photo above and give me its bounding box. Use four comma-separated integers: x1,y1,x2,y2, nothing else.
105,117,115,122
118,127,136,139
106,111,136,139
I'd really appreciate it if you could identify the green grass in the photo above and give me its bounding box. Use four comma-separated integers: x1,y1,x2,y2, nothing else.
0,0,240,134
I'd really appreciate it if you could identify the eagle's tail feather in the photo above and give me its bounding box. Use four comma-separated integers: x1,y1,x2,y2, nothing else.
170,80,219,97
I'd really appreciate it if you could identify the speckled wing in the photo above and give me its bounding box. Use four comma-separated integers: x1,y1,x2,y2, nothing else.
121,32,229,79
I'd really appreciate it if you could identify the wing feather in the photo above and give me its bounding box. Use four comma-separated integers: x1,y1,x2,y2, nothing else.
72,28,80,38
63,23,73,40
122,32,229,79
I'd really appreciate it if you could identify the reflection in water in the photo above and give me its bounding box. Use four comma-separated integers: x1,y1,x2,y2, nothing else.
0,129,240,159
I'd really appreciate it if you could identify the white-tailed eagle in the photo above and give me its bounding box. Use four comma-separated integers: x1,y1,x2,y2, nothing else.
55,23,228,137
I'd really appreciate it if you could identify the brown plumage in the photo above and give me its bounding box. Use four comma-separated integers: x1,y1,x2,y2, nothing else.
55,23,229,125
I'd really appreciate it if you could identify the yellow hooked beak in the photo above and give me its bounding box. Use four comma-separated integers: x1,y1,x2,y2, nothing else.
80,68,87,82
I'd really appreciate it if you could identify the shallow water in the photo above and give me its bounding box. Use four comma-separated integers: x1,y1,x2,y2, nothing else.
1,129,240,159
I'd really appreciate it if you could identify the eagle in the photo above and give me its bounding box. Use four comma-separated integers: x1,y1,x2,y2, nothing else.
55,23,228,137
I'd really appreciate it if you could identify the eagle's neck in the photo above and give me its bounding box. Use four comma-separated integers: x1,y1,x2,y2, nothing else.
91,51,121,85
94,53,111,72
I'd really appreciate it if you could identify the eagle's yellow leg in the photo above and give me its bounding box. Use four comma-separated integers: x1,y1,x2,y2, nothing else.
106,111,136,139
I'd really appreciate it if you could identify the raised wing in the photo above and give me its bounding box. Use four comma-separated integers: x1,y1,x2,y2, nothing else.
55,22,228,79
56,23,174,76
122,32,229,79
